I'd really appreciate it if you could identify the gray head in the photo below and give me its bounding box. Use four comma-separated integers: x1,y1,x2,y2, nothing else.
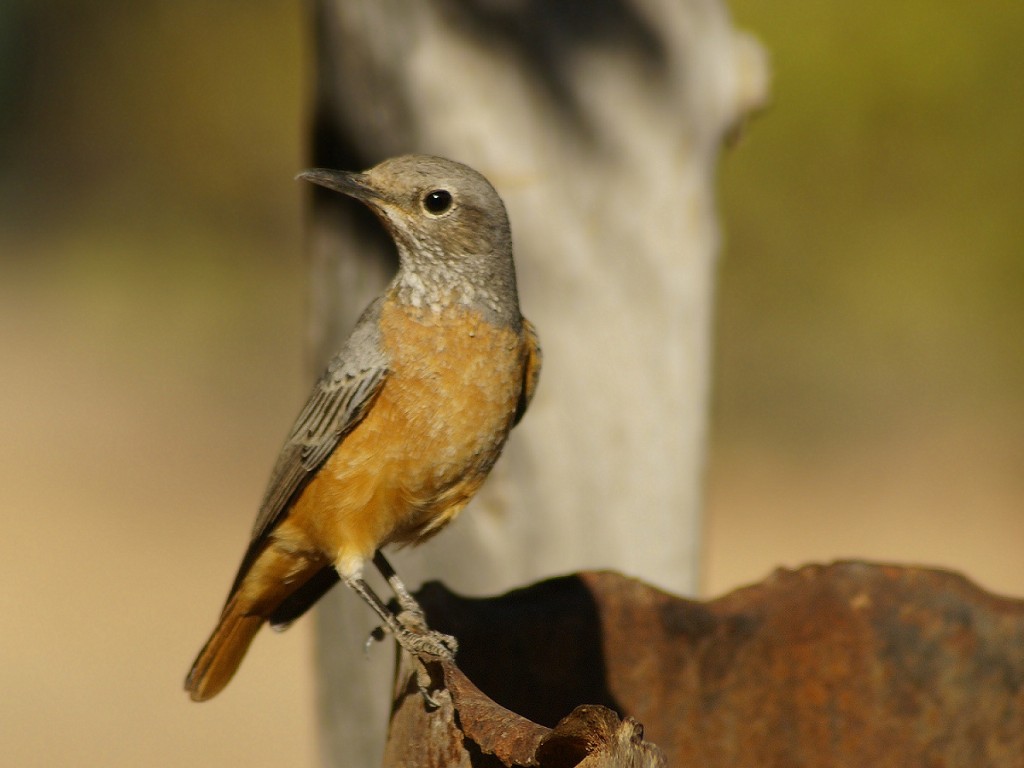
299,155,520,322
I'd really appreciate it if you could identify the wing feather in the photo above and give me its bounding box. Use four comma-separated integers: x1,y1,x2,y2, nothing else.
513,317,542,427
247,299,389,547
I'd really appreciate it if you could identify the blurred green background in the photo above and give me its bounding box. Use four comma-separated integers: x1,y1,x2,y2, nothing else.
1,2,1020,766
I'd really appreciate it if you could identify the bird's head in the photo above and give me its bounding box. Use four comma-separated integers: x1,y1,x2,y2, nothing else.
299,154,513,267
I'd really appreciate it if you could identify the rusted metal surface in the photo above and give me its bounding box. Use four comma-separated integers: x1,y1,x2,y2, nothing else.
440,658,549,765
384,563,1024,767
382,653,664,767
536,705,667,768
381,658,471,768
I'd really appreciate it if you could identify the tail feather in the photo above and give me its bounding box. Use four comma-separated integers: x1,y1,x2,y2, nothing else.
185,598,264,702
186,530,327,701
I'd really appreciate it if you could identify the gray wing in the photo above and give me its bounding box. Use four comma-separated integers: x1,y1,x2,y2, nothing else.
513,317,542,427
248,298,389,545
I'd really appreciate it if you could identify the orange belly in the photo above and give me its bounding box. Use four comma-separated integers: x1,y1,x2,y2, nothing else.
277,300,525,578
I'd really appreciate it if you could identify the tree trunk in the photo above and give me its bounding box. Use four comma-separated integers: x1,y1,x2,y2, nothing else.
306,2,768,765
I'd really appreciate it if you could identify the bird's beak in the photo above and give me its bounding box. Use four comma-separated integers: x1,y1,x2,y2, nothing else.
296,168,379,202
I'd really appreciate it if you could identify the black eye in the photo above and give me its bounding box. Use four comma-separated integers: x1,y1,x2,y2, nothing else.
422,189,453,215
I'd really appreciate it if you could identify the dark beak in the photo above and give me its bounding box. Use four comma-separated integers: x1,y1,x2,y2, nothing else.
296,168,379,202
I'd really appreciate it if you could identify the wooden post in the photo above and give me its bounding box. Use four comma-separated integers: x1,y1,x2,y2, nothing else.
305,2,768,764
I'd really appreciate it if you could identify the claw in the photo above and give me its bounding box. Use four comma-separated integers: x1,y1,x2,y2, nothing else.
364,625,387,655
414,660,446,709
394,627,458,660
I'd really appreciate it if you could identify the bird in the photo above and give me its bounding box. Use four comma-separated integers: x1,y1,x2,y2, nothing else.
185,154,541,702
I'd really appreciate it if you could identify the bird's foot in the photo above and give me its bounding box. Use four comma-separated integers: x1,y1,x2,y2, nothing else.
393,599,457,658
393,626,458,663
394,626,458,661
365,621,455,707
364,619,458,662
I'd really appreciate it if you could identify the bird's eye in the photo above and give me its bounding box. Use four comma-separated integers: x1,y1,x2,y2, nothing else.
422,189,453,215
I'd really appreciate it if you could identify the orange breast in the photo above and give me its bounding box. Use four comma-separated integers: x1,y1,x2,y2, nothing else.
282,300,526,578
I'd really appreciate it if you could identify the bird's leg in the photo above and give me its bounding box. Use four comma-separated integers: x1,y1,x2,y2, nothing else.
370,550,458,657
342,573,457,660
342,575,448,708
372,550,425,618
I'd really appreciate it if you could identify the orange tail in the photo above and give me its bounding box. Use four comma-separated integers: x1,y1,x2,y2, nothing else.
185,597,264,702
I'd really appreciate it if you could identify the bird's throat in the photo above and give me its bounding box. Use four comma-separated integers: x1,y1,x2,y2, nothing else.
392,255,518,328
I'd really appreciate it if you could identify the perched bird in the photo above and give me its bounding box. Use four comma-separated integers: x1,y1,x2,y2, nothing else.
185,155,541,702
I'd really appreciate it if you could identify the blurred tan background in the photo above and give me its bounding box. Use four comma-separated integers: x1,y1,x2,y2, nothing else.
0,2,1020,767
